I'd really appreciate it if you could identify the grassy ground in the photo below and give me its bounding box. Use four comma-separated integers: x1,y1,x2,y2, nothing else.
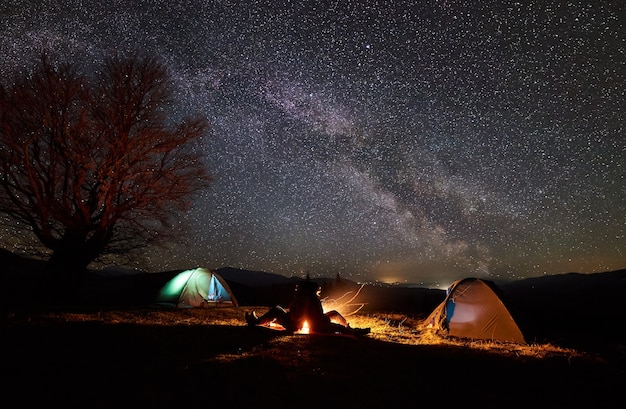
3,305,624,408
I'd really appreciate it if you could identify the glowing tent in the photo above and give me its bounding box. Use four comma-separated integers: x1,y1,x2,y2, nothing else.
156,268,238,307
425,277,525,344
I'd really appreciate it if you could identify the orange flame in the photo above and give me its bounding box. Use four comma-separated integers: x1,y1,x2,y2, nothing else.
299,320,310,334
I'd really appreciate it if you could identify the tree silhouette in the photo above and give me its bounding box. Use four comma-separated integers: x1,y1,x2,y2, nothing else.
0,53,211,296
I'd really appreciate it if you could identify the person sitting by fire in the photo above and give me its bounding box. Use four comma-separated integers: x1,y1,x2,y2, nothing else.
244,278,370,336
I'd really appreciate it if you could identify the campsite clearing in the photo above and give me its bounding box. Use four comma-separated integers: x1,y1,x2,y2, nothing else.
3,306,623,408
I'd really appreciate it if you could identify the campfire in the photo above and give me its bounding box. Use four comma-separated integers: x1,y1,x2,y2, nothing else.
298,320,310,334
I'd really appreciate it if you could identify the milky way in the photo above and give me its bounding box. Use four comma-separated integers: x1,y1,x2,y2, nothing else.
1,0,624,285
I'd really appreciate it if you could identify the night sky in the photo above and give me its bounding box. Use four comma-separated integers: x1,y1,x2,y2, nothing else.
1,1,624,286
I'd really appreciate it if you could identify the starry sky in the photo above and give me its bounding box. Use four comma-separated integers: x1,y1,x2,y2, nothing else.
1,0,624,285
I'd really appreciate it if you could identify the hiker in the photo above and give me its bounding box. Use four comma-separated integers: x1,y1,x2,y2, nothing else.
245,279,370,336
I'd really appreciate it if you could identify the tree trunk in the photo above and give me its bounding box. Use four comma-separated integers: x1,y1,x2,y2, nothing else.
42,244,99,305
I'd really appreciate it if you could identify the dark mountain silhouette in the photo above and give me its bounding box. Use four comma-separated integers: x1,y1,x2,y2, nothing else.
215,266,445,313
500,269,626,353
501,269,626,293
216,266,293,286
0,247,47,274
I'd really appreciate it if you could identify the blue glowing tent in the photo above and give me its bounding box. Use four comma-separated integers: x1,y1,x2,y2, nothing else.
156,267,238,307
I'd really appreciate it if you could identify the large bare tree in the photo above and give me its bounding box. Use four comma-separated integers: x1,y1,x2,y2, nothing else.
0,54,211,294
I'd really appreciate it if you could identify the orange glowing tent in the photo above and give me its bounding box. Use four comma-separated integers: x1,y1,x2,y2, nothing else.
425,277,525,344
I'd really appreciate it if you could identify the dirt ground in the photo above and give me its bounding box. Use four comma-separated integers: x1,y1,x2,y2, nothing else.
3,306,624,409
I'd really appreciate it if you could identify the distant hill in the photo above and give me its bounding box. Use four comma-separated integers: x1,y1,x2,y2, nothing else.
213,266,445,313
501,269,626,293
0,248,47,274
500,269,626,352
216,266,294,287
